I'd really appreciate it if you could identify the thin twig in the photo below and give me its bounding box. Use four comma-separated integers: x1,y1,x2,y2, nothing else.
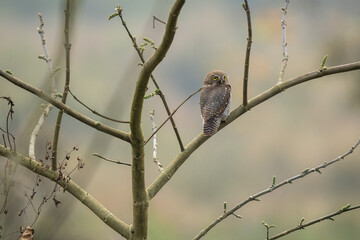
150,110,164,172
29,13,57,160
68,89,130,123
0,97,16,151
144,88,201,145
192,138,360,239
242,0,253,106
2,133,6,148
269,204,360,239
0,159,17,215
116,6,185,151
21,183,59,228
92,153,131,166
278,0,290,83
0,69,131,142
52,0,72,171
0,127,15,149
0,145,131,238
153,16,167,29
37,13,56,94
5,107,14,151
232,213,242,219
29,183,60,227
262,221,276,240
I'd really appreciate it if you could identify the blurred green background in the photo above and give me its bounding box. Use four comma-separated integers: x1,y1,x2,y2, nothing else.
1,0,360,239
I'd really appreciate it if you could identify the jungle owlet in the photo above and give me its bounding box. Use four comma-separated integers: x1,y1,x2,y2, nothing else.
200,70,231,136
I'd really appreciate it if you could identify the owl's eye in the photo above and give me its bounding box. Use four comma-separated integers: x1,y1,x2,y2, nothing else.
212,76,218,81
223,76,227,80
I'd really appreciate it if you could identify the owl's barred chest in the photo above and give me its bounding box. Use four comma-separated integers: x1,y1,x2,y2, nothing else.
221,88,231,119
200,84,231,119
201,84,230,100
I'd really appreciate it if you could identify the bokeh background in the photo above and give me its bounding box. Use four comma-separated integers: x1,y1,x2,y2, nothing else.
1,0,360,239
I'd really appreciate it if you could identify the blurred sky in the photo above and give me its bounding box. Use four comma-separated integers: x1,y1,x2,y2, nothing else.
1,0,360,239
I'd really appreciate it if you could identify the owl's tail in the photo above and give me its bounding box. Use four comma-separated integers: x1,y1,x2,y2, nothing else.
203,117,221,136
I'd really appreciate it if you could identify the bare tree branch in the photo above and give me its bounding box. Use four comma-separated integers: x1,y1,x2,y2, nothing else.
92,152,131,166
192,138,360,240
242,0,253,106
0,97,15,151
29,13,57,160
144,88,201,145
29,105,53,160
52,0,72,171
115,6,185,152
0,159,17,215
262,221,276,240
0,69,131,142
37,13,57,93
147,61,360,200
278,0,290,83
128,0,185,238
149,110,164,173
1,2,359,239
153,16,167,28
0,144,131,239
269,204,360,240
68,89,130,123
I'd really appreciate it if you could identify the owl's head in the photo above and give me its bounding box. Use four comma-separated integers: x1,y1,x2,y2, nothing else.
203,70,229,86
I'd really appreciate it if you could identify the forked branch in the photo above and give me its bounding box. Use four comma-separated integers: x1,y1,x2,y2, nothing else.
147,61,360,200
30,13,58,161
128,0,186,239
144,88,201,145
193,138,360,239
0,144,131,239
115,6,185,151
0,69,130,142
269,204,360,239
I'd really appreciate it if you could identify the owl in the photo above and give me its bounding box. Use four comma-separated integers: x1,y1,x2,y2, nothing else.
200,70,231,136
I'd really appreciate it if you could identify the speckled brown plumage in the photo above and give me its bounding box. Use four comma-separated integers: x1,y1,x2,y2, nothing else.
200,70,231,136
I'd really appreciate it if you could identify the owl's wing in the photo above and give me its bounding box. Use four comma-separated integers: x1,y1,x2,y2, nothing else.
200,84,231,121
